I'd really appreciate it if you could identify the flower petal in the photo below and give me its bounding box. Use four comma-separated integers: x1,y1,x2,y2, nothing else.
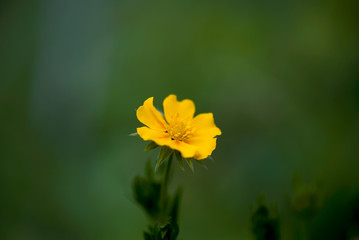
168,140,197,159
136,97,167,131
163,95,195,124
185,137,217,160
138,127,198,159
191,113,222,138
137,127,171,146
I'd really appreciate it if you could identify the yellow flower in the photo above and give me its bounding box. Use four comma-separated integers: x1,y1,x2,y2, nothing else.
136,95,221,160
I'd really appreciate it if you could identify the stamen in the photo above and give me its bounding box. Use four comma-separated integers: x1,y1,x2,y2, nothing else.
166,121,191,141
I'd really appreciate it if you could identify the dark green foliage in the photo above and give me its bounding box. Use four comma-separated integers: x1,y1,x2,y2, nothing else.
309,188,359,240
134,148,208,240
143,218,179,240
133,175,162,220
251,201,280,240
133,159,182,240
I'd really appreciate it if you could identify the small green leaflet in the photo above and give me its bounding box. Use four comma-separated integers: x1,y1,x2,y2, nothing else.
155,146,173,173
185,158,194,173
145,141,159,152
174,151,184,171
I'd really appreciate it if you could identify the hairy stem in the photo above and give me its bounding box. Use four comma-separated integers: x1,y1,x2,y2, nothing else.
159,153,173,223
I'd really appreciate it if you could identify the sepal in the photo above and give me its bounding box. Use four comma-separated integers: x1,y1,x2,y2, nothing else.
145,141,159,152
174,151,184,171
155,146,173,173
185,158,194,173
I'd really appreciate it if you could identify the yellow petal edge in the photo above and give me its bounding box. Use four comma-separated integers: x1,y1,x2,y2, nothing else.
136,95,221,160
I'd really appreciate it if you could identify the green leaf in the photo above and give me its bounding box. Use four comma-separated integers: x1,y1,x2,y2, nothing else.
185,158,194,173
143,224,161,240
155,146,173,173
174,151,184,171
144,220,179,240
251,196,280,240
159,219,179,240
143,232,151,240
160,225,169,239
133,176,161,220
145,141,159,152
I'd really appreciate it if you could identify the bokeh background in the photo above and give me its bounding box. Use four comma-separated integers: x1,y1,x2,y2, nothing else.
1,0,359,239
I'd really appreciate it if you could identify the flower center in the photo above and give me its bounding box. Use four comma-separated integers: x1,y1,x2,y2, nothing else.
166,122,191,141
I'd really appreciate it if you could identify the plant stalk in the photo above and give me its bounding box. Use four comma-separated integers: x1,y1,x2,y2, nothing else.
159,152,173,223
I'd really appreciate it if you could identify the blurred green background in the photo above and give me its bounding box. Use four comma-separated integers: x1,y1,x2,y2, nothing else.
1,0,359,239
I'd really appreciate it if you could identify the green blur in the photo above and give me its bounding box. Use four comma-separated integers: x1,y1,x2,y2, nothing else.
1,0,359,239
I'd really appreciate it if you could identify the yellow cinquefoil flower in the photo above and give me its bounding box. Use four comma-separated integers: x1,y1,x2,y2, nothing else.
136,95,221,160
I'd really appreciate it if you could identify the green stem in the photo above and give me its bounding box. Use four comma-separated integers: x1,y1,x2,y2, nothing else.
160,153,173,223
